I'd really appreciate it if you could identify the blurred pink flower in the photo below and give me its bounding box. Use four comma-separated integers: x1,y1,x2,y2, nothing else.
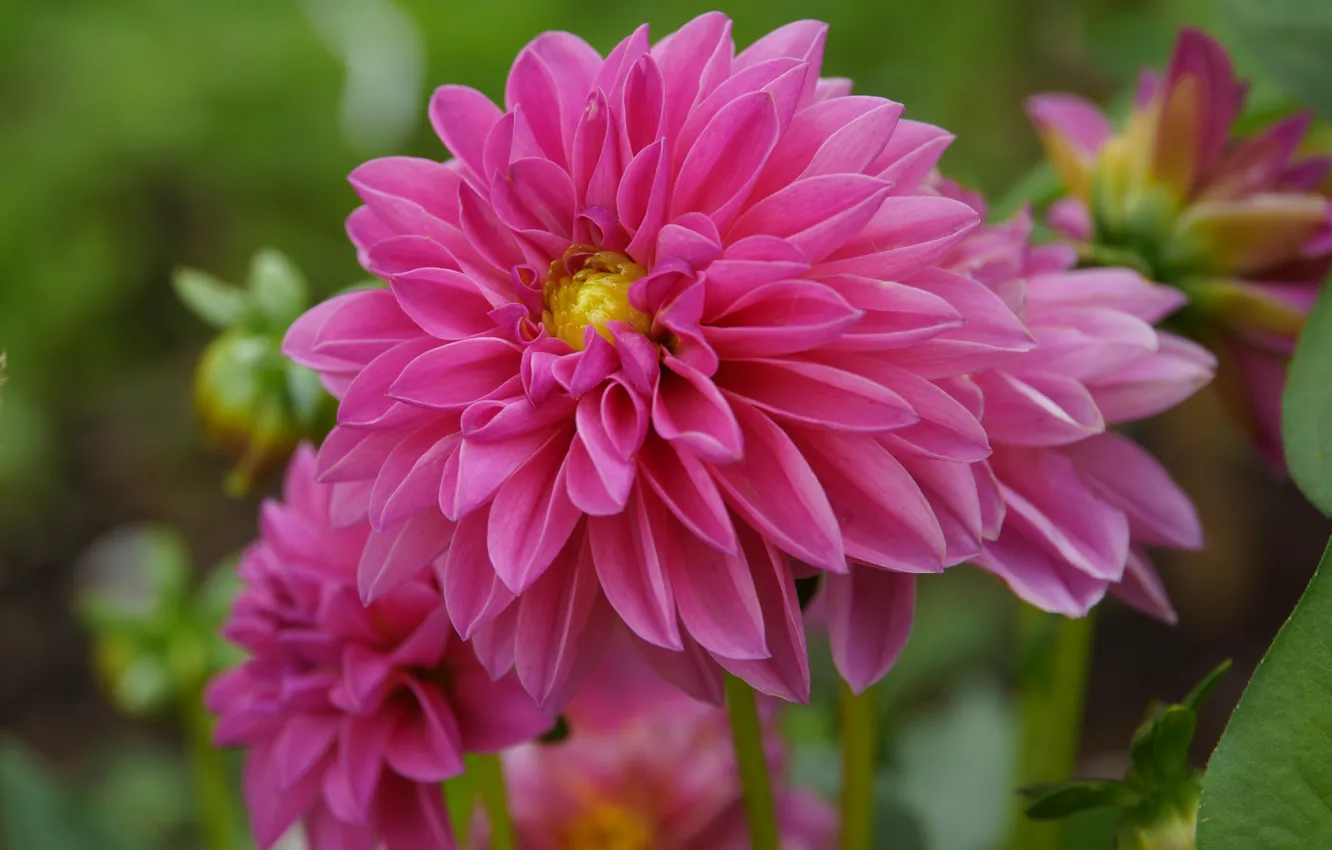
935,178,1214,620
284,13,1036,701
1027,28,1332,468
207,446,551,850
477,635,836,849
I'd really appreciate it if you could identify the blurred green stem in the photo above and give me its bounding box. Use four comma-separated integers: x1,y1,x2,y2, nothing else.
469,753,514,850
840,680,877,850
443,771,475,847
1005,607,1096,850
725,674,779,850
183,688,243,850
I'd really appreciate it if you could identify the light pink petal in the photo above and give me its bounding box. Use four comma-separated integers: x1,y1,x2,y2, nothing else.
708,400,844,572
980,527,1109,617
975,369,1105,447
825,566,915,693
1062,432,1202,549
1111,548,1178,624
1090,334,1215,424
873,120,955,194
898,453,984,566
1025,268,1185,324
1025,93,1113,157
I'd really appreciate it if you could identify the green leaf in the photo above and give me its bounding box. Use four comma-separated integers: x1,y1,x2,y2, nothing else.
1282,276,1332,515
172,267,247,329
247,248,308,328
1196,538,1332,849
1182,660,1232,714
1219,0,1332,119
1022,780,1144,819
1149,706,1197,783
0,739,147,850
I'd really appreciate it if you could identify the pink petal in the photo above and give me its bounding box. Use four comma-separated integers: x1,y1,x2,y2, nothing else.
708,400,844,572
514,535,603,707
729,174,893,263
385,682,465,781
670,91,781,230
358,510,455,602
652,355,744,462
715,357,917,432
825,566,915,693
1111,548,1178,624
975,370,1105,447
668,519,768,661
441,505,515,638
652,12,734,146
703,280,862,359
632,625,726,707
389,337,521,410
488,428,581,592
638,436,738,554
588,487,682,650
820,196,978,280
1025,94,1112,158
429,85,503,179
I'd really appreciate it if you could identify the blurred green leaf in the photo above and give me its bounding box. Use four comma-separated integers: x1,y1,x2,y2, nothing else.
1196,538,1332,849
1282,275,1332,516
173,268,248,330
1182,659,1231,714
248,248,308,328
0,739,147,850
1023,780,1145,820
1218,0,1332,119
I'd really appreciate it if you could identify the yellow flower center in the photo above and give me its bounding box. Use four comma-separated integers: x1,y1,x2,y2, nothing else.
543,246,651,350
563,801,654,850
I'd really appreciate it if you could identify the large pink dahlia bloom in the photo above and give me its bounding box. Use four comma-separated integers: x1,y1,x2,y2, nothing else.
284,13,1035,702
1027,28,1331,468
936,182,1215,619
207,446,551,850
479,635,836,849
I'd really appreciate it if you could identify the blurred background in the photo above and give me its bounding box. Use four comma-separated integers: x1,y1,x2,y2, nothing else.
1,0,1328,848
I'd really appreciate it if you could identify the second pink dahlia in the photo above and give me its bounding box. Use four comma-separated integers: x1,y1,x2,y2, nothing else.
285,13,1036,704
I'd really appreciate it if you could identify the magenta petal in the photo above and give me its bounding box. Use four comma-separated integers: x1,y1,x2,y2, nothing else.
619,139,671,265
490,157,576,240
708,400,844,572
670,91,782,230
704,280,862,359
338,713,394,820
349,157,464,226
730,174,893,263
358,510,455,602
429,85,503,178
668,522,767,661
825,566,915,693
631,625,726,707
588,487,682,651
652,355,744,462
898,453,983,566
504,46,568,168
389,337,522,410
385,682,465,782
713,530,811,701
980,527,1109,617
441,426,550,521
369,430,457,531
821,196,979,280
514,536,601,707
376,774,460,850
442,505,515,638
798,431,946,572
1062,432,1202,550
653,11,734,144
638,437,738,554
487,428,581,592
273,715,338,790
716,357,917,433
448,660,553,752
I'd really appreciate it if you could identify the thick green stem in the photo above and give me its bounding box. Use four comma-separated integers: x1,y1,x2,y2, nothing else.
839,680,877,850
183,690,243,850
443,772,475,847
725,674,779,850
469,753,514,850
1005,607,1096,850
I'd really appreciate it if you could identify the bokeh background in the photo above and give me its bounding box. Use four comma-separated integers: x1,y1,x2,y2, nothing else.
1,0,1329,848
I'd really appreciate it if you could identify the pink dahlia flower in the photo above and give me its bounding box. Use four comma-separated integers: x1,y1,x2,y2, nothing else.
207,446,551,850
1027,28,1332,468
477,633,836,849
935,179,1215,619
284,13,1035,701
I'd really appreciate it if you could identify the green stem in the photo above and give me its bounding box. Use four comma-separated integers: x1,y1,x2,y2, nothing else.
1005,607,1096,850
183,689,243,850
839,680,877,850
443,772,475,847
725,674,779,850
469,753,514,850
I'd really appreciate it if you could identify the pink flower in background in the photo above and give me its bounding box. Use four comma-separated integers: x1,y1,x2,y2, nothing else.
477,635,836,849
207,446,551,850
1027,28,1332,468
284,13,1036,702
936,179,1214,620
